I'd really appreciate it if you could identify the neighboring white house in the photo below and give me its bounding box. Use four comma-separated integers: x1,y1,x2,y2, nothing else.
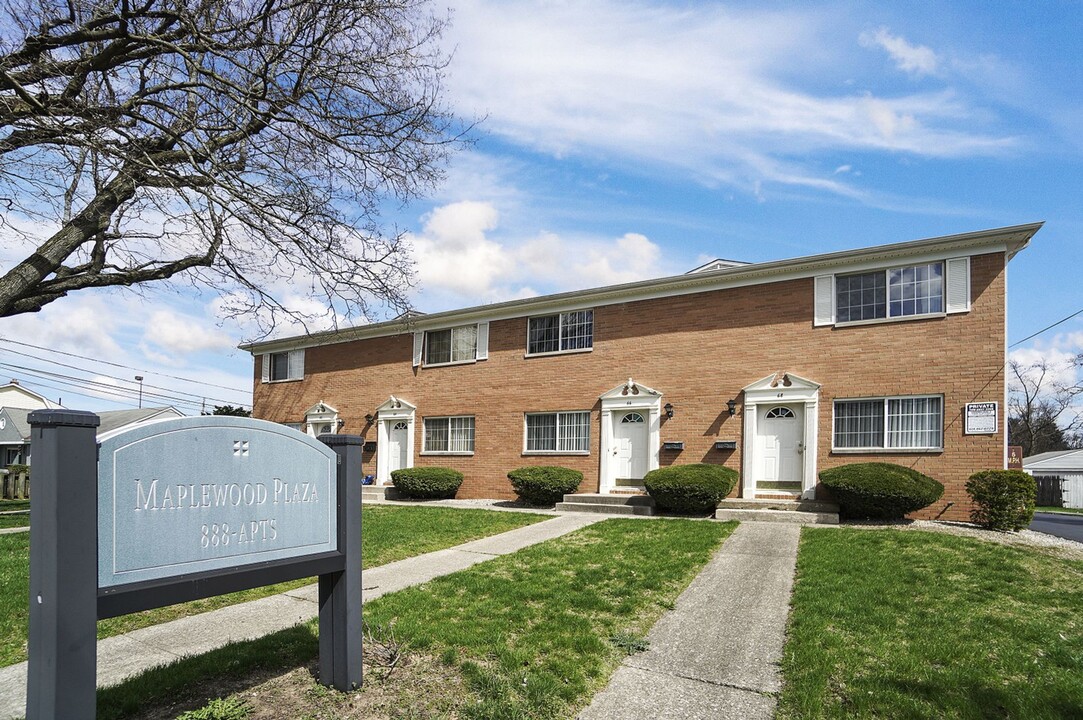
1024,449,1083,509
0,380,63,411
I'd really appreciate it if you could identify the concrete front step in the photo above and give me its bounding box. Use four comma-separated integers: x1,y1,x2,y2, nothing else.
715,498,838,525
361,486,402,501
556,493,657,516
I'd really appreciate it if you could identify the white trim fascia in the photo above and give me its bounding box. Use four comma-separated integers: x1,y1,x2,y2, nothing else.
241,223,1042,355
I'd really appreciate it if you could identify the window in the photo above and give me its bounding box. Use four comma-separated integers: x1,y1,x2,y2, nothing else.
525,411,591,453
423,416,475,453
834,396,942,450
621,412,645,423
425,325,478,365
527,310,593,355
263,349,304,382
836,262,943,323
765,407,795,419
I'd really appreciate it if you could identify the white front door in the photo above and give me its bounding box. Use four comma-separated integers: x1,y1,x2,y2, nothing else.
756,405,803,488
387,421,410,473
613,411,648,482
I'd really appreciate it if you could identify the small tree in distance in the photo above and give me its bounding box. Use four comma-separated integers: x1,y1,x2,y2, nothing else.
207,405,251,417
0,0,462,335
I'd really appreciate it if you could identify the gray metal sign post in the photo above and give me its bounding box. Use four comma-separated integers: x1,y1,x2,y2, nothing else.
24,412,364,718
26,410,100,720
318,433,364,690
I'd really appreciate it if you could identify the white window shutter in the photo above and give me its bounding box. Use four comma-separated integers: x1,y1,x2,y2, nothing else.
813,275,835,326
261,354,270,383
288,349,305,380
945,257,970,313
476,322,489,360
412,332,424,367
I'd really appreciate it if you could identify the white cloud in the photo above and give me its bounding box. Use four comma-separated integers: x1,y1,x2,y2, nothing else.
860,27,939,76
443,1,1012,199
406,201,674,308
143,310,234,355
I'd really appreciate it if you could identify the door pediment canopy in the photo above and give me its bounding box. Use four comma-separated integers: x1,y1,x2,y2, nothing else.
302,401,339,418
376,395,416,413
743,372,821,404
600,378,662,401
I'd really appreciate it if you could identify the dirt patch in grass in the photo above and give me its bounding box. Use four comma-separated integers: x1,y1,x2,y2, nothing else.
123,643,470,720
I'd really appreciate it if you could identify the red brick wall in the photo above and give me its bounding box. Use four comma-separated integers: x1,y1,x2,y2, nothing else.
253,251,1007,520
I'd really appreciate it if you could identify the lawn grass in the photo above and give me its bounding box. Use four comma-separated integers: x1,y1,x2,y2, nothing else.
778,528,1083,719
1036,506,1083,515
0,512,29,529
97,518,735,719
1,505,546,667
0,499,30,512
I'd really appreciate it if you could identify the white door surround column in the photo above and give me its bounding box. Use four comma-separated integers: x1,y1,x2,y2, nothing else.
599,379,662,494
375,396,416,485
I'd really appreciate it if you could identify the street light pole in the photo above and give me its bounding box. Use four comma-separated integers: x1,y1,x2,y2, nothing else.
135,375,144,408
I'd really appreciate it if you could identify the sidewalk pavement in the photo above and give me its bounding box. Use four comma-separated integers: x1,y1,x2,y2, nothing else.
0,512,604,720
579,522,800,720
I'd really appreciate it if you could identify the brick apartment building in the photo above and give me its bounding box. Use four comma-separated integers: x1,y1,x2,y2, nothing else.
244,223,1041,520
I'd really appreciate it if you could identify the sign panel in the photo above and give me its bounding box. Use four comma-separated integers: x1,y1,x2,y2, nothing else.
97,416,337,589
964,402,998,435
1007,445,1024,469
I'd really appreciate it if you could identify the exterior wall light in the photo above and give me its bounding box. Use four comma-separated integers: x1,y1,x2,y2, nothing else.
726,399,737,416
364,414,374,424
664,402,674,418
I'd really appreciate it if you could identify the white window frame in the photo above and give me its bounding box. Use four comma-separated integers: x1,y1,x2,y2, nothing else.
262,349,304,383
523,411,591,455
835,262,945,325
421,415,475,455
832,394,944,453
424,325,479,367
525,309,594,357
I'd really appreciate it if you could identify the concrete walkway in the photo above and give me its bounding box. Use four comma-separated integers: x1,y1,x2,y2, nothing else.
0,512,604,720
579,522,800,720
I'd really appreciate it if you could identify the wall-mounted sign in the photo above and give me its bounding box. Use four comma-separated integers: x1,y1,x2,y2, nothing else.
964,402,998,435
1007,445,1024,469
97,417,337,588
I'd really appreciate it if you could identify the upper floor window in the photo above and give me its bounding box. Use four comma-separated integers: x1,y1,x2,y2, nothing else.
527,310,593,355
262,349,304,382
525,411,590,453
833,395,943,451
426,325,478,365
835,262,943,323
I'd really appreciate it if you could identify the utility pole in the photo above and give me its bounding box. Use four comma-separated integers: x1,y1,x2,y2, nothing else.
135,376,144,408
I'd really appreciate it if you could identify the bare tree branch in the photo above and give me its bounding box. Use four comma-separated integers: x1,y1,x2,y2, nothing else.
0,0,464,334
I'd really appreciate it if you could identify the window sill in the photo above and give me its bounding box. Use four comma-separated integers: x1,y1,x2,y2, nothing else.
834,312,947,329
263,377,303,384
423,359,478,368
831,447,943,455
524,347,593,359
420,451,475,456
522,451,591,456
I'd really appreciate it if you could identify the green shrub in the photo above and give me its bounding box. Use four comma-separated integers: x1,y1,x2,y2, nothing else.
643,464,739,514
5,464,28,476
966,469,1036,532
390,467,464,499
819,462,943,519
507,466,583,505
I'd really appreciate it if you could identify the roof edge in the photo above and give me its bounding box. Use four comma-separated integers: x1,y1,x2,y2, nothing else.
240,222,1043,355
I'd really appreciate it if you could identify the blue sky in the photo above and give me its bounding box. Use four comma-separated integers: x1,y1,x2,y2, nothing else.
1,0,1081,414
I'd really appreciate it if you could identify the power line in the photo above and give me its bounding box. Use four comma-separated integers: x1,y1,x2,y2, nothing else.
0,346,248,408
0,363,209,411
1010,307,1083,348
0,336,251,394
13,377,205,414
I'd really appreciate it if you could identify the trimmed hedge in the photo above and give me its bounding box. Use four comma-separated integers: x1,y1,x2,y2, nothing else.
390,467,464,499
966,469,1036,532
819,462,943,520
643,464,739,514
508,466,583,506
